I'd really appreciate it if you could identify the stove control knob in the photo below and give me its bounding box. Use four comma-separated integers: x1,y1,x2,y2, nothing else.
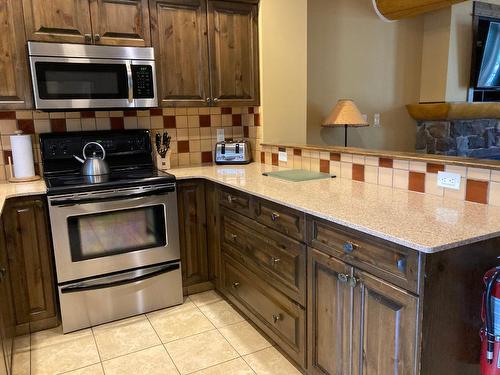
50,145,57,156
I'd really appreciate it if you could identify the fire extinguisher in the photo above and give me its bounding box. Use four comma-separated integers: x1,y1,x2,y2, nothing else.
481,266,500,375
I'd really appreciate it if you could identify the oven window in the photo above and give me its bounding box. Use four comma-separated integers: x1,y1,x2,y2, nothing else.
35,62,128,100
67,205,166,262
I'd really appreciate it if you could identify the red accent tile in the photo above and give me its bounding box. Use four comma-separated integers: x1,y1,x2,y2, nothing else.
272,153,278,166
163,116,176,129
0,111,16,120
3,150,12,163
293,148,302,156
17,119,34,134
466,179,489,204
330,152,341,161
201,151,213,163
221,108,232,115
110,117,124,130
50,118,66,132
243,126,249,138
320,159,329,173
352,164,365,182
150,108,163,116
232,114,242,127
278,147,286,152
248,107,255,114
177,140,190,153
426,163,445,173
260,152,265,163
81,111,95,118
254,113,260,126
124,110,137,117
199,115,211,127
379,158,393,168
409,171,425,193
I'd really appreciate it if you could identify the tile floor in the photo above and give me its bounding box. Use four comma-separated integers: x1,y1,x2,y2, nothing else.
11,290,302,375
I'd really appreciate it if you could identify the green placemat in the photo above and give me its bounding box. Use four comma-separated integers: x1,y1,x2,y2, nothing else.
262,169,334,182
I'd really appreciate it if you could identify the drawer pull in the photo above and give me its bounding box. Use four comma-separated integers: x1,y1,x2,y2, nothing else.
272,313,283,324
271,212,280,222
0,267,6,280
270,257,281,266
230,233,237,241
343,241,358,253
227,195,234,204
338,273,349,283
232,282,240,289
396,258,406,272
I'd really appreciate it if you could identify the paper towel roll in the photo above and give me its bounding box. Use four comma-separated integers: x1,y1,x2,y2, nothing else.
10,134,35,178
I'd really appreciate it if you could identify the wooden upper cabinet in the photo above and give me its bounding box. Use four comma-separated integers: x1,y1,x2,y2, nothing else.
0,0,31,109
373,0,465,20
22,0,93,43
150,0,210,107
208,0,259,107
352,270,418,375
89,0,151,46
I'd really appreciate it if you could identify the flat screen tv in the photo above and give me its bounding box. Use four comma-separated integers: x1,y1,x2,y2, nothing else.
472,18,500,89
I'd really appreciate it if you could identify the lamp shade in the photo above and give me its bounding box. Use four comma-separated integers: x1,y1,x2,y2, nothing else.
322,99,369,128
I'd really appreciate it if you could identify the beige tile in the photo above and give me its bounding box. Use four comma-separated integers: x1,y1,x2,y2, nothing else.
11,335,30,375
95,111,110,118
31,327,100,375
92,315,160,360
16,110,33,120
340,162,352,179
409,160,426,172
34,119,51,134
243,347,301,375
137,110,150,117
198,300,244,328
301,157,311,171
489,182,500,206
175,108,188,115
63,363,104,375
310,158,320,172
199,107,211,115
163,108,175,116
147,301,214,343
425,173,444,197
178,153,190,166
95,118,110,130
176,116,188,128
445,164,467,177
444,177,466,201
365,156,379,166
340,153,352,162
352,154,365,164
102,345,178,375
364,165,378,185
33,111,49,119
138,116,151,129
467,167,491,181
188,115,200,127
165,330,238,374
151,116,163,128
187,107,199,115
378,167,393,187
66,118,82,132
81,118,97,131
49,111,65,119
210,107,222,115
123,117,138,129
393,169,409,190
491,170,500,183
189,290,223,307
190,358,254,375
329,161,341,177
210,115,222,127
219,321,271,355
393,159,409,170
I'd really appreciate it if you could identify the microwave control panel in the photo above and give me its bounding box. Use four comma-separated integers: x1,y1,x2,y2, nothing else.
132,65,154,99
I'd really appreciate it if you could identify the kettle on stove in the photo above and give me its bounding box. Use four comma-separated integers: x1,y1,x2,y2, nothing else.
73,142,110,176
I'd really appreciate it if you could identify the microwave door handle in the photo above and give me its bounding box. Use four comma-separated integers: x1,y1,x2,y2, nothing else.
126,62,133,103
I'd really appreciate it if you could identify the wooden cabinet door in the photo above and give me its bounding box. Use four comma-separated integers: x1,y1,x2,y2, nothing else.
0,219,13,375
150,0,211,107
177,181,209,291
352,270,418,375
22,0,93,43
89,0,151,46
4,197,58,334
0,0,31,109
308,248,354,375
207,0,259,107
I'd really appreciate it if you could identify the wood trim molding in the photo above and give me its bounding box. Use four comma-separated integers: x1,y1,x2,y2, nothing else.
372,0,465,20
406,102,500,121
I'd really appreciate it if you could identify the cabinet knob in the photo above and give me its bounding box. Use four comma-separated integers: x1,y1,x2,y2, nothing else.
271,212,280,222
337,273,348,283
213,98,220,103
227,195,233,203
94,33,101,42
272,313,283,324
343,241,358,253
349,276,359,288
205,97,211,104
84,34,92,43
0,267,6,280
230,233,237,241
270,257,280,266
232,281,240,289
396,258,406,272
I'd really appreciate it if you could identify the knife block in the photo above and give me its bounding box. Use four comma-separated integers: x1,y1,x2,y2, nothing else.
155,150,172,171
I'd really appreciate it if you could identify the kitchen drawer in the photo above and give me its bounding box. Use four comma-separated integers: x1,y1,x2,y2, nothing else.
218,187,254,218
221,208,306,305
307,216,420,293
221,254,306,368
254,199,305,241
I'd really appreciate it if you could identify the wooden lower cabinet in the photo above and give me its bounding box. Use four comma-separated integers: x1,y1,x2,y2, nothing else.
0,218,14,375
3,196,58,335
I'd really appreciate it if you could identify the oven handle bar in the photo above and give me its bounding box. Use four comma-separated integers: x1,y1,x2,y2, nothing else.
50,185,175,206
60,263,180,294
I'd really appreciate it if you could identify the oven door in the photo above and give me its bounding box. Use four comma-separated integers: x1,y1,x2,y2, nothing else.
48,184,179,283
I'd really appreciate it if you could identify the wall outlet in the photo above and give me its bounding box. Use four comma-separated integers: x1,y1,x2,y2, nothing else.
437,171,461,190
216,128,225,142
374,113,381,127
278,150,287,162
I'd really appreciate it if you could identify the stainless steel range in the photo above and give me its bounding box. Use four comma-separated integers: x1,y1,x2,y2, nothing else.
40,130,182,333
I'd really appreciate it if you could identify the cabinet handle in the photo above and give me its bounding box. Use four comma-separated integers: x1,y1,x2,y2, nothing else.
84,34,92,43
396,258,406,272
343,241,358,253
213,98,219,103
232,281,240,289
337,273,348,283
94,33,101,42
271,212,280,222
270,257,280,266
272,313,283,324
0,267,6,280
349,276,359,288
205,97,211,104
230,233,237,241
227,195,234,204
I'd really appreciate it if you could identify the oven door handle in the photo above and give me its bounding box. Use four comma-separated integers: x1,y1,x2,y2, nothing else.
50,185,175,206
60,263,180,294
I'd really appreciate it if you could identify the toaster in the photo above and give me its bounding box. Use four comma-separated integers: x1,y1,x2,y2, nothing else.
215,140,252,165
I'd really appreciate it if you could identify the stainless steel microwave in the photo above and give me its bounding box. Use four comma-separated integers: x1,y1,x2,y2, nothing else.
28,42,157,110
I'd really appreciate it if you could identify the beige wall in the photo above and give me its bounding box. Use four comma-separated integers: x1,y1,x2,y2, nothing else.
259,0,308,144
306,0,424,152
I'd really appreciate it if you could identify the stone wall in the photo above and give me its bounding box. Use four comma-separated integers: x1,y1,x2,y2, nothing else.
416,119,500,159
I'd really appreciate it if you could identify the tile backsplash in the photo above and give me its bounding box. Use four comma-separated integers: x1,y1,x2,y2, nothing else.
0,107,262,180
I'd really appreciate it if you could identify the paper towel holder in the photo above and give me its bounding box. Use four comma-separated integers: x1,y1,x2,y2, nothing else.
8,130,41,183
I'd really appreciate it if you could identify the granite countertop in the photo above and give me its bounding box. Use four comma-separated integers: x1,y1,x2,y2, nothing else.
0,180,47,214
170,163,500,253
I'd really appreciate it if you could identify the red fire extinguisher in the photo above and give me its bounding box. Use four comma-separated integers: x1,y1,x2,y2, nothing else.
481,266,500,375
